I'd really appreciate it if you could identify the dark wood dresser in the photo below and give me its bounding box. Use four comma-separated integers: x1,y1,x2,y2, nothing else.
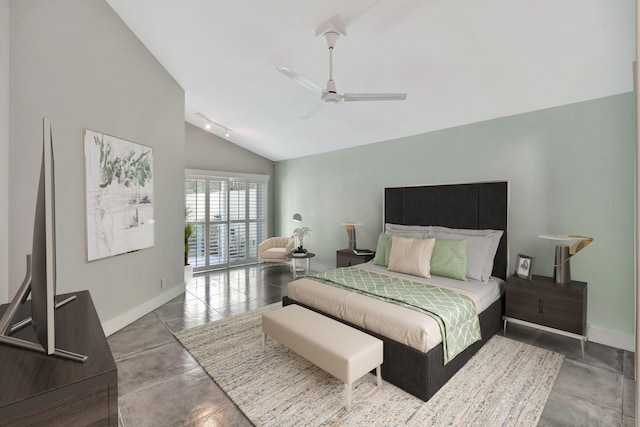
504,274,587,355
0,291,117,426
336,249,375,268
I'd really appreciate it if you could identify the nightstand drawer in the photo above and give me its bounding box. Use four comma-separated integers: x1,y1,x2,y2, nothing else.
542,308,585,335
505,286,544,324
505,275,587,335
543,288,584,315
336,249,375,268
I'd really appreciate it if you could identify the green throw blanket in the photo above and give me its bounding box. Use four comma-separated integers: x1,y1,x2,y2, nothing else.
312,268,481,363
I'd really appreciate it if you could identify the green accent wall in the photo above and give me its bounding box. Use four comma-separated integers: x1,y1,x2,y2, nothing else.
275,93,635,347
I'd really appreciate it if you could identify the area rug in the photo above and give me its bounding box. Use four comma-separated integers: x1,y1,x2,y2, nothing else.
175,303,564,426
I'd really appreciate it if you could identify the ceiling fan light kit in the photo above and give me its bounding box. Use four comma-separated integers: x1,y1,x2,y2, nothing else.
277,19,407,118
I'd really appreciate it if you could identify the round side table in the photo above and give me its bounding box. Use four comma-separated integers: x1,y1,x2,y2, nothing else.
286,252,316,279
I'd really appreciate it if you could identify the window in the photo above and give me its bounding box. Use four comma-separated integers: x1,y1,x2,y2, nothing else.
185,171,268,271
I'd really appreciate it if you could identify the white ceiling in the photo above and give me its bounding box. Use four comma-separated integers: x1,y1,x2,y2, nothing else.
106,0,635,161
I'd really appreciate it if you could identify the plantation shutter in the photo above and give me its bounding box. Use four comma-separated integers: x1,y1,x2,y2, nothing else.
185,171,268,270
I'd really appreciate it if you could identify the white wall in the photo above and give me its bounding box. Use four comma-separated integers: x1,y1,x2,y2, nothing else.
8,0,185,331
185,122,275,235
0,0,8,304
275,93,635,351
185,123,273,175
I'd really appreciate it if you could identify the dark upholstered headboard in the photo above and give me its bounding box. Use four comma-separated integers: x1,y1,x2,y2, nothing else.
384,181,509,280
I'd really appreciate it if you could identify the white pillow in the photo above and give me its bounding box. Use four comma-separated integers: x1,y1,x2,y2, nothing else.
387,235,436,278
432,227,503,282
384,223,433,239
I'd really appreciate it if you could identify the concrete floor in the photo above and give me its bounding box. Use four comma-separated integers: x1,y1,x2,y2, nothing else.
107,265,636,426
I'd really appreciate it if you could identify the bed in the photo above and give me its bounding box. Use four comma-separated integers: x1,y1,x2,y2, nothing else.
282,181,509,401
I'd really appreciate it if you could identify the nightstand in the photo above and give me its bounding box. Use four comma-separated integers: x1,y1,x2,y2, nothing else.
503,274,587,356
336,249,375,268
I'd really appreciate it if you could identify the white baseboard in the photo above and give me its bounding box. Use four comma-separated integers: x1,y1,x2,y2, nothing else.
588,325,635,352
101,284,185,337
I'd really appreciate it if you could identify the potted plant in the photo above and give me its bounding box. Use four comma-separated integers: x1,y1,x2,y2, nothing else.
184,208,194,283
292,226,312,254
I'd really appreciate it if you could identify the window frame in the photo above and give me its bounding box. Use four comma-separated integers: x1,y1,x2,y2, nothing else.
185,169,269,271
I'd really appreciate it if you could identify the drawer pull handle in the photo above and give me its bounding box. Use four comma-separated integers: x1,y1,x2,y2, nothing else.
538,299,543,314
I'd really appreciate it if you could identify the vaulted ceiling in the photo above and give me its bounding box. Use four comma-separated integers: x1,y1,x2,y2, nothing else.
106,0,635,161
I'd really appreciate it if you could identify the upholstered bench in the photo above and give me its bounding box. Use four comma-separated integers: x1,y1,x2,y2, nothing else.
261,304,383,411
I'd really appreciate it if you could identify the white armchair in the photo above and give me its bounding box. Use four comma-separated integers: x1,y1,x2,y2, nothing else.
258,237,295,268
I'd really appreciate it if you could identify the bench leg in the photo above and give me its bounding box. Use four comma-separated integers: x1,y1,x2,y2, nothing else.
376,365,382,386
344,383,352,412
262,332,266,352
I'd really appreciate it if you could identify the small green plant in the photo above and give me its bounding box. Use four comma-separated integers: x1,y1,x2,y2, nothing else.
184,208,194,266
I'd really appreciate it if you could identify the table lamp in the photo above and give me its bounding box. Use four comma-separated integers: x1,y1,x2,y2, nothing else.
538,235,593,285
340,222,362,251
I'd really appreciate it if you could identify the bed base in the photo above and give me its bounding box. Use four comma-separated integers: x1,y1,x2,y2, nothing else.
282,295,504,401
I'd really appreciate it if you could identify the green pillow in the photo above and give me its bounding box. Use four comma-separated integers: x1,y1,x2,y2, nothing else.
430,239,467,281
373,233,393,266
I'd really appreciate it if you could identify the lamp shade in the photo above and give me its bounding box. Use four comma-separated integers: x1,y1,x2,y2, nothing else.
538,235,593,256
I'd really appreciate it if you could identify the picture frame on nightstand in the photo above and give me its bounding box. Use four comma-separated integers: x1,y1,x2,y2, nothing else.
515,254,534,280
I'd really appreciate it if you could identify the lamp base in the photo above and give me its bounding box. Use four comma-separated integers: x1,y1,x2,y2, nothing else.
346,226,357,252
554,245,571,285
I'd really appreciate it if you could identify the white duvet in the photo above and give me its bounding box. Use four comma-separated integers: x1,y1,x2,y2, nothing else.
286,262,504,353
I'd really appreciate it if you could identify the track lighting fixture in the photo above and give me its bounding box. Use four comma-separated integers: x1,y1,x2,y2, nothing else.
196,112,232,138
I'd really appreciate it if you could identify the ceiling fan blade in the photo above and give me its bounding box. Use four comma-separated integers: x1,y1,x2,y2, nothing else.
343,93,407,102
277,67,323,95
300,103,326,119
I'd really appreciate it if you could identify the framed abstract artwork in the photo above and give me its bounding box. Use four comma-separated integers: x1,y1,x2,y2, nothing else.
84,129,154,261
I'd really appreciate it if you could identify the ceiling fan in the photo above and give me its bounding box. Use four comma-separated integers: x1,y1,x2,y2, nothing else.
277,22,407,119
